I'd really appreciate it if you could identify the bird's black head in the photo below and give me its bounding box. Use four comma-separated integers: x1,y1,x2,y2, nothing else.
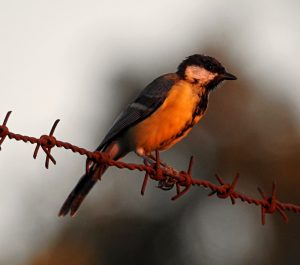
177,54,237,90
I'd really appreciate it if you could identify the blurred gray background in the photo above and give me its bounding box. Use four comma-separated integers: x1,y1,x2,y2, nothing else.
0,0,300,264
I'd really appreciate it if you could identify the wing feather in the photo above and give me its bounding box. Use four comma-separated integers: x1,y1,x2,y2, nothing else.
96,73,178,151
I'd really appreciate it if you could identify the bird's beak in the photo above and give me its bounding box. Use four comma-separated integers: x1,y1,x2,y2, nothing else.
221,71,237,80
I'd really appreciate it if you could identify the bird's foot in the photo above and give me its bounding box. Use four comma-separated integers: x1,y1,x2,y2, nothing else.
157,177,175,190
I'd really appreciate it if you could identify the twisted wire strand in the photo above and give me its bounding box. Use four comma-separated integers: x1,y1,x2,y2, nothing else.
0,111,299,224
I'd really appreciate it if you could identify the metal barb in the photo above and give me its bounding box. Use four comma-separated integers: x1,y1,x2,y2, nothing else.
257,181,289,225
208,174,240,205
141,159,150,195
33,119,59,169
171,156,194,201
187,156,194,175
0,111,12,150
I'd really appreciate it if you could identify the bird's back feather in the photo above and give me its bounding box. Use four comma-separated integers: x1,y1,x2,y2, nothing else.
96,73,179,151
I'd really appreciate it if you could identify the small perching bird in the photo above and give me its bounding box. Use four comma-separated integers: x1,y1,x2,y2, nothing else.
59,54,237,216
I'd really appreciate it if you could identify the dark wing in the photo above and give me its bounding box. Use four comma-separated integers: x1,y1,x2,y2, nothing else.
96,73,178,151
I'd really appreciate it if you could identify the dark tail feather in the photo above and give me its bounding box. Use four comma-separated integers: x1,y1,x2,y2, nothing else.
58,163,108,217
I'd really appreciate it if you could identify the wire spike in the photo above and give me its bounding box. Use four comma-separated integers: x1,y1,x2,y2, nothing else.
3,111,12,125
187,156,194,175
50,119,60,135
215,174,224,185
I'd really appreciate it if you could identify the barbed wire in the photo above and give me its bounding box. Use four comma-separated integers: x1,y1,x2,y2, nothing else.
0,111,299,224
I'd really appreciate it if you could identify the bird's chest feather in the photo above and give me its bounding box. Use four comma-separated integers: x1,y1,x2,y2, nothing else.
131,81,208,153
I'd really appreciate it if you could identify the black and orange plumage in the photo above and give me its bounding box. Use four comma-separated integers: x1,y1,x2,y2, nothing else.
59,54,237,216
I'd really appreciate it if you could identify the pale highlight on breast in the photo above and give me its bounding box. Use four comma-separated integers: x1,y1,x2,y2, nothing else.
128,80,205,154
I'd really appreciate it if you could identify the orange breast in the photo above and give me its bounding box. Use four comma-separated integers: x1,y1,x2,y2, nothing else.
128,80,205,154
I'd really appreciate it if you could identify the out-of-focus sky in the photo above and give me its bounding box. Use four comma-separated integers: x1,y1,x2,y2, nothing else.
0,1,299,264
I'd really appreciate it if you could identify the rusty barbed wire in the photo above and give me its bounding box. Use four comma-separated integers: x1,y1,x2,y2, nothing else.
0,110,299,225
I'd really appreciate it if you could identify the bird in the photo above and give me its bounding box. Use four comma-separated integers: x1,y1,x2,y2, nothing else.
59,54,237,216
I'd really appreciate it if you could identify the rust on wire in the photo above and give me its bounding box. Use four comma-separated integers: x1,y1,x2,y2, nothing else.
208,173,240,205
1,111,300,225
33,119,60,169
257,182,289,225
171,156,194,201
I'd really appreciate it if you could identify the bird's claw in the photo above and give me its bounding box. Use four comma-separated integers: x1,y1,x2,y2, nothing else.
158,178,175,190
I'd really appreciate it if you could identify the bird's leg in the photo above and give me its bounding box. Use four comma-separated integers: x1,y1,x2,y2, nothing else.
147,152,168,168
135,148,163,166
136,151,168,169
135,149,175,190
135,152,155,166
153,150,175,191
